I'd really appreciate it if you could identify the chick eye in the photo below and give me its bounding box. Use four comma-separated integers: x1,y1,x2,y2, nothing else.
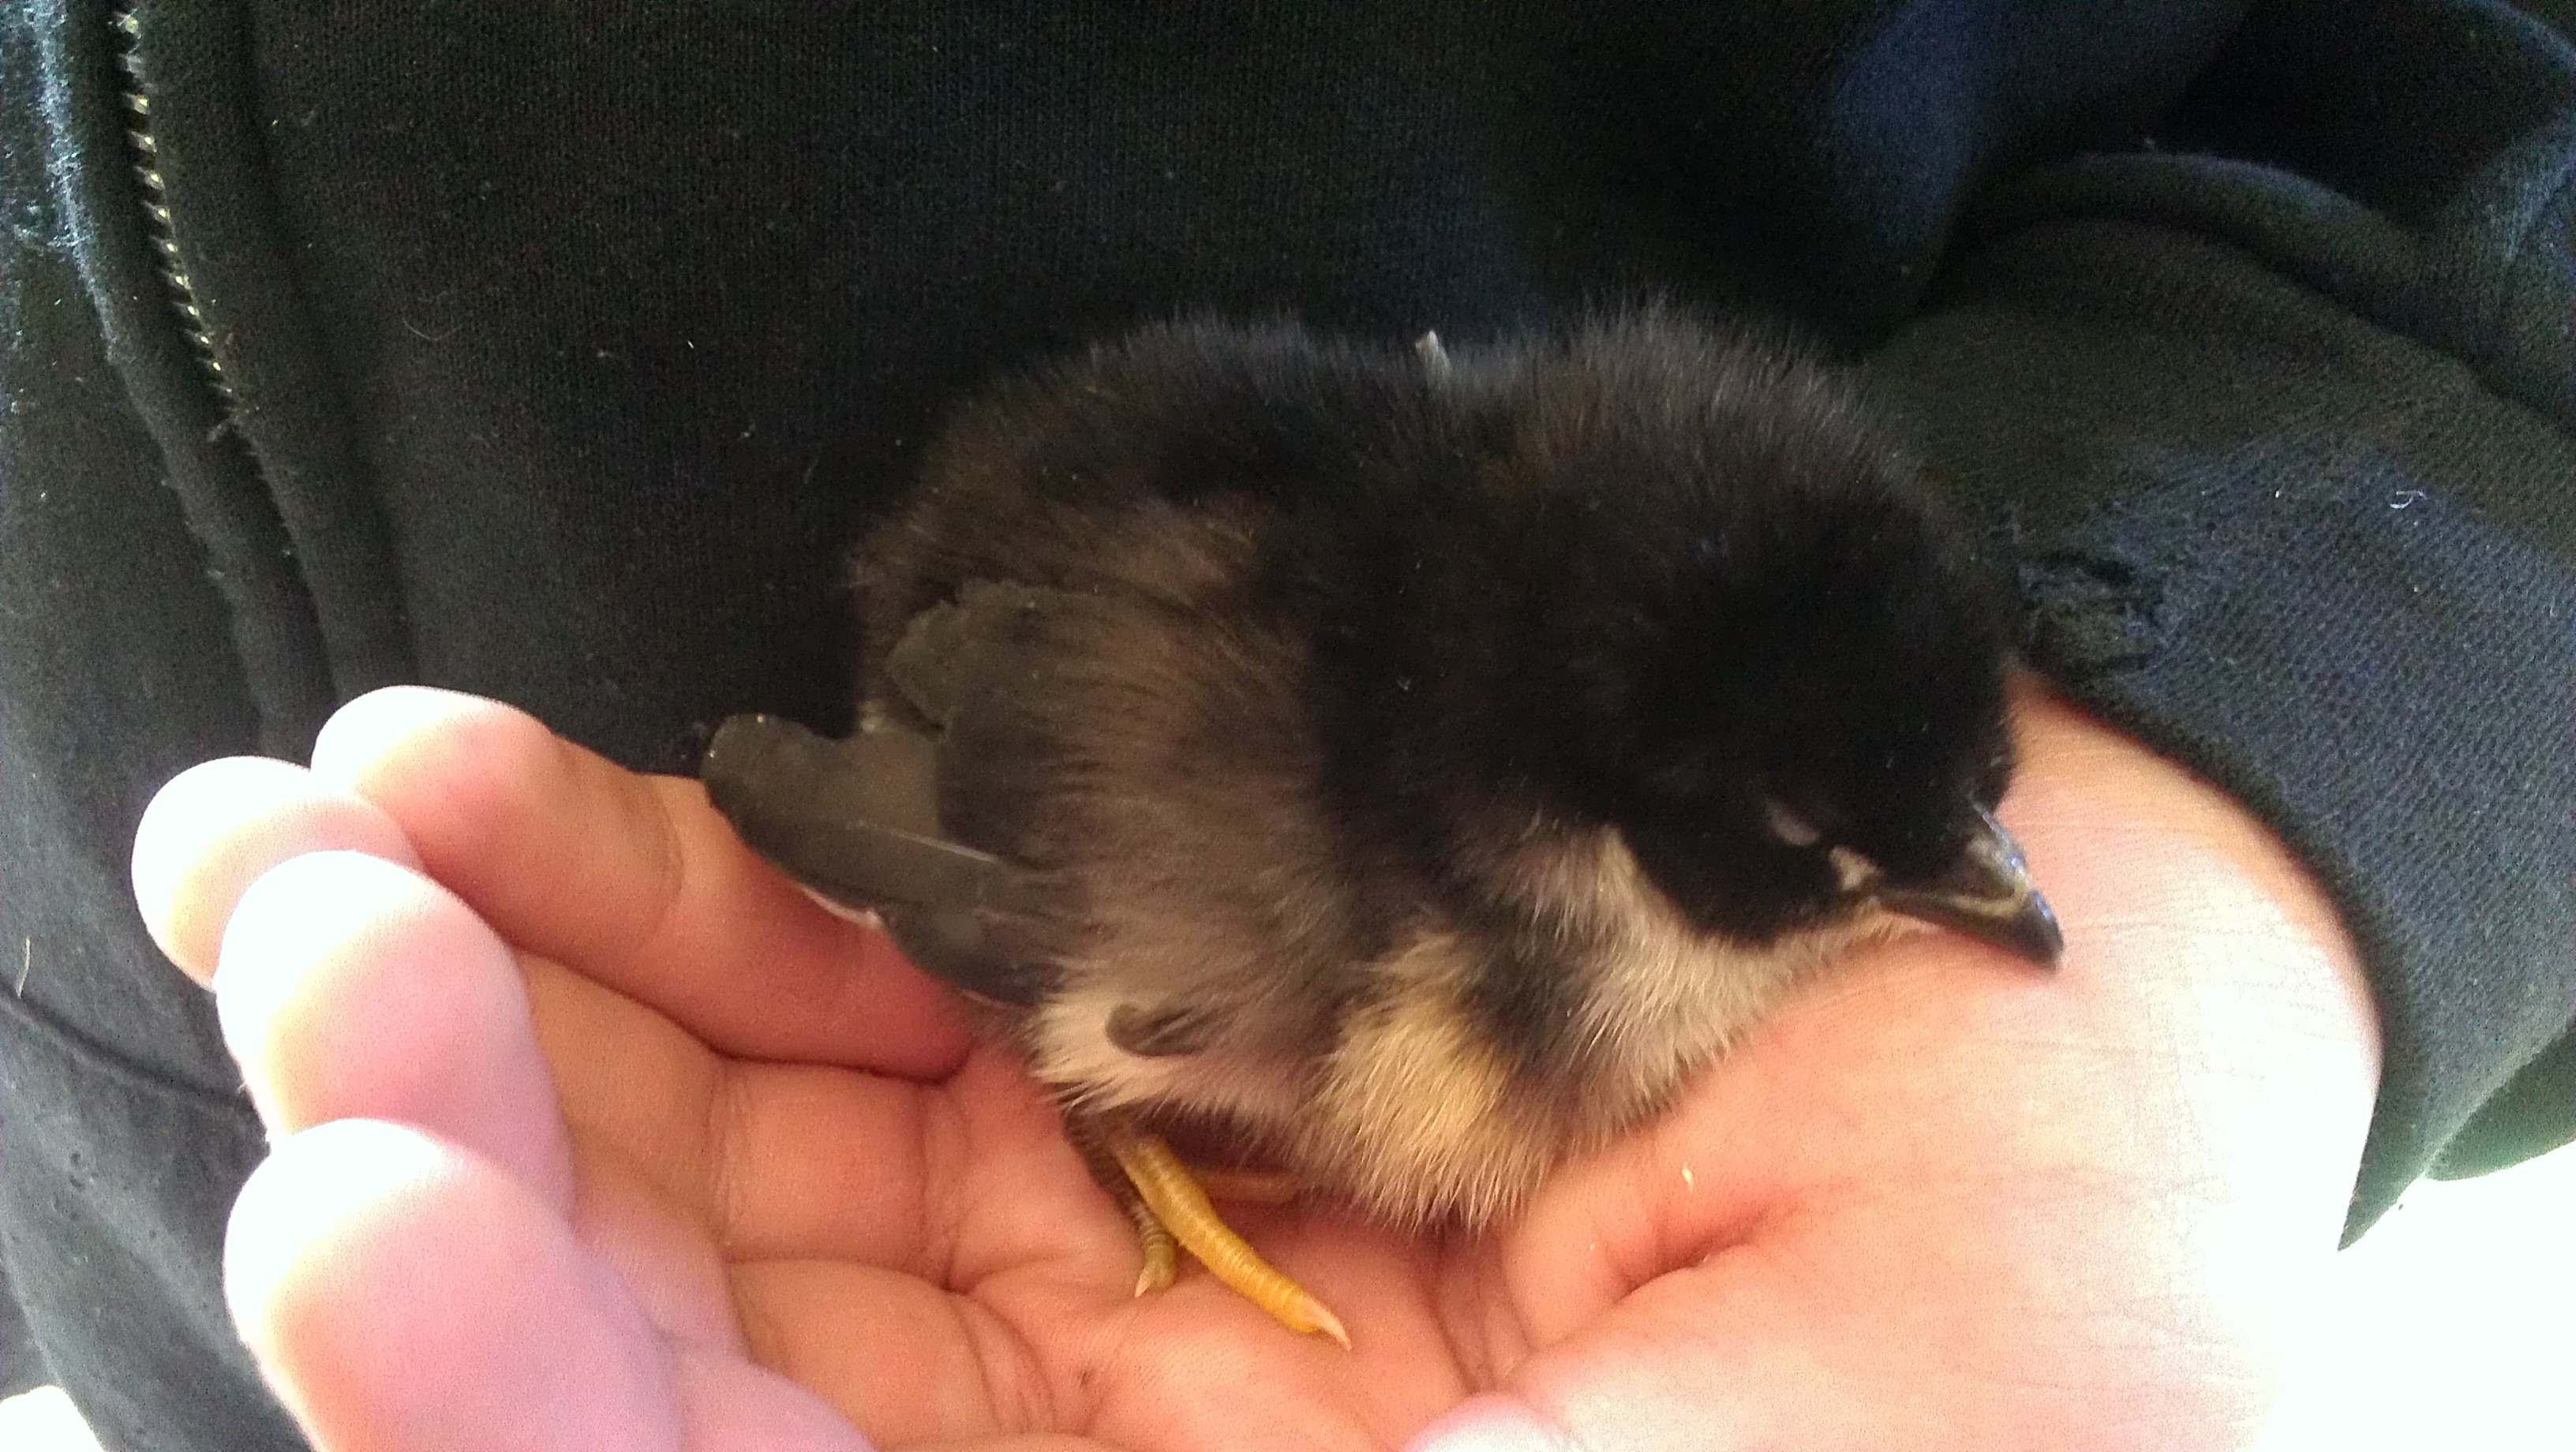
1760,796,1825,848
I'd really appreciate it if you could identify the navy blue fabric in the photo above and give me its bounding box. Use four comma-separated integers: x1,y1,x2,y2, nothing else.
4,2,2571,1447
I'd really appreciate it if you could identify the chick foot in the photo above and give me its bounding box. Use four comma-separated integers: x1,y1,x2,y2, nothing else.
1090,1120,1349,1347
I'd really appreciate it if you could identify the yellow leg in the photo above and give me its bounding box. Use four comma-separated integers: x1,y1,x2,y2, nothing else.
1106,1128,1350,1349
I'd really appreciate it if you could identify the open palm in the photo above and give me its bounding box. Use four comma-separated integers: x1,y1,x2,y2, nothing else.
133,685,2379,1450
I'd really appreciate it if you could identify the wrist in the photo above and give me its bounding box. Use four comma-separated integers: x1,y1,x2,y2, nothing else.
2009,679,2381,1110
1990,680,2383,1271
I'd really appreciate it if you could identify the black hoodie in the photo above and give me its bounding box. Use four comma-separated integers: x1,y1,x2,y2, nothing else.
2,3,2570,1447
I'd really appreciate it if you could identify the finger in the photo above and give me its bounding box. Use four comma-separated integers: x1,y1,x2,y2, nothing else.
309,686,972,1078
730,1256,1402,1452
571,1141,754,1357
526,954,1107,1274
217,851,574,1209
668,1350,883,1451
727,1259,1027,1446
133,756,419,983
1403,1398,1584,1451
226,1120,690,1452
1479,1257,1895,1451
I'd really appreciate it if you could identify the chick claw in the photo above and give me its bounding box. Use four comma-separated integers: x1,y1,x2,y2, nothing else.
1125,1196,1178,1296
1104,1128,1350,1348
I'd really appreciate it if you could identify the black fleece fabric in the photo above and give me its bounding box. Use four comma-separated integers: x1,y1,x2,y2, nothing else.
2,2,2570,1446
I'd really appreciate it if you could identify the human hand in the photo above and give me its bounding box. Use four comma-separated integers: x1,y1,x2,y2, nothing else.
133,683,2377,1450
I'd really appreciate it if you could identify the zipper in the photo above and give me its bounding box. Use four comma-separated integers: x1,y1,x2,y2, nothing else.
85,2,350,755
88,2,421,736
108,6,235,406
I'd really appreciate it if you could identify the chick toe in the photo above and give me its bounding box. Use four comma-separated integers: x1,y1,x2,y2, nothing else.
1127,1196,1178,1296
1106,1127,1350,1348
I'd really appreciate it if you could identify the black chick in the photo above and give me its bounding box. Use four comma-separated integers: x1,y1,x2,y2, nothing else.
703,309,2059,1345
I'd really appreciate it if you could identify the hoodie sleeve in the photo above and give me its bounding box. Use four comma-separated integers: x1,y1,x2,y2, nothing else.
1863,0,2576,1237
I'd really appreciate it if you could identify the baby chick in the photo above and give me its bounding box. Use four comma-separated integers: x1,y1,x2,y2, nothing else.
703,309,2060,1346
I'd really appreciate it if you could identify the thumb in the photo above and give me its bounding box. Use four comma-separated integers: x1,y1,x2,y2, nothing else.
227,1121,879,1452
226,1120,689,1452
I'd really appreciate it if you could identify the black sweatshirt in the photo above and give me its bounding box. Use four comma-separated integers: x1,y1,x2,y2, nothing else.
2,2,2570,1447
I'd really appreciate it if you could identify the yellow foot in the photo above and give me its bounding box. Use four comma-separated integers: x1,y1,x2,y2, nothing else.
1106,1128,1350,1348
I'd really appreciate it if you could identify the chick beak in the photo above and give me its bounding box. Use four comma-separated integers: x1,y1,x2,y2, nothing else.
1875,806,2064,967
